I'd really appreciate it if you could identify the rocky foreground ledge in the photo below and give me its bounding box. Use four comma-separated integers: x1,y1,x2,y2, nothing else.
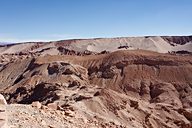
6,102,124,128
1,94,123,128
2,94,192,128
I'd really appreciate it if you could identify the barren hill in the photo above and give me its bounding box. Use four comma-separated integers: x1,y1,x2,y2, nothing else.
0,36,192,56
0,36,192,128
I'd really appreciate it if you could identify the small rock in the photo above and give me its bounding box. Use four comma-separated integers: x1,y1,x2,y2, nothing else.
68,81,80,88
130,100,139,109
48,125,54,128
183,109,192,121
47,103,58,110
41,120,46,126
42,105,48,110
32,101,42,109
94,91,100,96
0,94,7,105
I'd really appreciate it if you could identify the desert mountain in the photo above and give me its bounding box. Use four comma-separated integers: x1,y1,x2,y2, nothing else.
0,36,192,56
0,36,192,128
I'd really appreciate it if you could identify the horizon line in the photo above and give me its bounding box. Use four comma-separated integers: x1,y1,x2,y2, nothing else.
0,34,192,44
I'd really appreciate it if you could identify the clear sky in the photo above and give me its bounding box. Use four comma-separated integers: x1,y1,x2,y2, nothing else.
0,0,192,42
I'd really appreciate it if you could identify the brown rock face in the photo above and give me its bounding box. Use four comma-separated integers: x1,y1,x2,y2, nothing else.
0,46,192,127
162,36,192,45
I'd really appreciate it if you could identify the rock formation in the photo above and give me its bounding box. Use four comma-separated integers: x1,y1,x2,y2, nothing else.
0,36,192,127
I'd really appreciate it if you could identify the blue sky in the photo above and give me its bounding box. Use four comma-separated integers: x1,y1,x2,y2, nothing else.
0,0,192,42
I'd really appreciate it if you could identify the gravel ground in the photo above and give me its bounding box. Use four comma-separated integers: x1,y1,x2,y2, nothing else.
7,104,70,128
6,104,121,128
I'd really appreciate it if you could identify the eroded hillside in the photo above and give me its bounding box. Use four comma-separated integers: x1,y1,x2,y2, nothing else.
0,49,192,128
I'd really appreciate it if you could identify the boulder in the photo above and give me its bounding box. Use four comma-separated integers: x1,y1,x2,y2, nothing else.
183,109,192,121
0,94,7,128
32,101,42,109
130,100,139,109
0,94,7,105
47,103,58,110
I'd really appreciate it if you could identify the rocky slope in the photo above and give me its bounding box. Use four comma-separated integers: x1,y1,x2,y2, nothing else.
0,36,192,128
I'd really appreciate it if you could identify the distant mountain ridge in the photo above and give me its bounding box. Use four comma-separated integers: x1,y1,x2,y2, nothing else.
0,42,14,45
0,36,192,55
